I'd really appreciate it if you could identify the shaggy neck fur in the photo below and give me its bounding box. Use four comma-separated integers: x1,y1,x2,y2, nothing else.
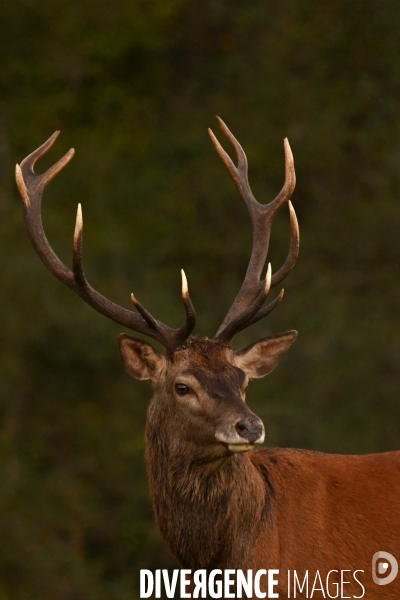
145,397,272,569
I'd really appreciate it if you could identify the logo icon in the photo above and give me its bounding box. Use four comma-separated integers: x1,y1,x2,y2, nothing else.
372,551,398,586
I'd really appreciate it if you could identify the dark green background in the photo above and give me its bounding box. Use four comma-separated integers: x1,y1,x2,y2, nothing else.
1,1,400,598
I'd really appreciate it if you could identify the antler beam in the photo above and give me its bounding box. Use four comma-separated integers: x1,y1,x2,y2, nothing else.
16,132,196,350
208,117,299,343
16,121,298,350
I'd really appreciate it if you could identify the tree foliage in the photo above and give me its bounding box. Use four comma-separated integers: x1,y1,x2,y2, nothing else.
1,1,400,597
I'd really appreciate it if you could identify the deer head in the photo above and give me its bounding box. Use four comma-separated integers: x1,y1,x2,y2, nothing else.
16,117,299,457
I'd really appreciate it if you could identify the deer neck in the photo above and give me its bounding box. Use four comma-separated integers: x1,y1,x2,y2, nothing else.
145,404,270,569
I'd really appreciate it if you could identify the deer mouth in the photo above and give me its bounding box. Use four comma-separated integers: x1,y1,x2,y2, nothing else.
215,416,265,452
227,442,255,453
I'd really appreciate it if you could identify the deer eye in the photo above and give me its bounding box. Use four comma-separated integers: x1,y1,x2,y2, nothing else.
175,383,190,395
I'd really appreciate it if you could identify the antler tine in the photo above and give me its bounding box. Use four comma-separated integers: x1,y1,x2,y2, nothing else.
266,137,296,218
16,134,196,350
209,117,298,343
129,271,195,341
16,132,76,284
180,269,197,339
72,203,85,286
246,289,285,329
215,264,271,342
208,117,256,211
216,288,286,343
17,132,76,204
271,200,299,287
208,117,261,230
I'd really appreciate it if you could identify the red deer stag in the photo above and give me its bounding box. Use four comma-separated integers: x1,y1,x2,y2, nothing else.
16,118,400,599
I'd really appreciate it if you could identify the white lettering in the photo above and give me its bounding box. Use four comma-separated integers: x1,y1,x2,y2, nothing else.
293,571,308,597
140,568,367,599
268,569,279,598
224,569,235,598
310,571,325,598
340,570,351,599
155,570,161,598
254,569,266,598
140,570,154,598
180,569,192,598
353,570,365,599
162,570,179,598
237,569,253,598
209,569,222,598
193,569,207,598
326,570,339,598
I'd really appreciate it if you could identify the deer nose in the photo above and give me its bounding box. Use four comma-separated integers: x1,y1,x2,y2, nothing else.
235,417,264,444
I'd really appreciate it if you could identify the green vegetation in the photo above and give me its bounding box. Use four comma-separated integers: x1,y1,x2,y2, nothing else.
1,1,400,597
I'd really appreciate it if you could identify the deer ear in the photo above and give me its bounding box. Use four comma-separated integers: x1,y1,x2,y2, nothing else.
118,334,165,382
234,331,298,379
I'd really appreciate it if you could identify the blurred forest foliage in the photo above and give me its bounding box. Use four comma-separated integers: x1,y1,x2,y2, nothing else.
1,0,400,598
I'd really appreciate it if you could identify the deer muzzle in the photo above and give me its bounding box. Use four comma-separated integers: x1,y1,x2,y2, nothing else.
215,413,265,453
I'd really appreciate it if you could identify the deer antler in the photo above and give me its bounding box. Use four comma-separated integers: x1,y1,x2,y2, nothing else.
15,132,196,350
208,117,299,343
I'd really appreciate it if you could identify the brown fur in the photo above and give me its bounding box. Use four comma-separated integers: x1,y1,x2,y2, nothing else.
120,337,400,599
17,126,398,599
